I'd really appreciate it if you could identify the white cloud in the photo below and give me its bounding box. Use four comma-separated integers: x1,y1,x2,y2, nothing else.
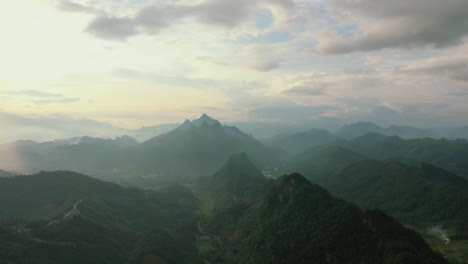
317,0,468,54
2,0,468,135
0,90,80,105
58,0,298,40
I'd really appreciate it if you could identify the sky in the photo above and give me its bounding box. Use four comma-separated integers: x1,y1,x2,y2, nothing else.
1,0,468,134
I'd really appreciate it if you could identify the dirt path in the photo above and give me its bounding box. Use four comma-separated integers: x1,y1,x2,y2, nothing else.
45,199,83,228
64,199,82,218
17,200,84,246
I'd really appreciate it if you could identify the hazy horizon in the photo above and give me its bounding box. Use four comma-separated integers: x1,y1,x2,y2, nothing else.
2,0,468,141
3,111,468,144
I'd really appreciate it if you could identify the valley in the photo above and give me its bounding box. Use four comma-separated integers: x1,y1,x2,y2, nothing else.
1,115,468,263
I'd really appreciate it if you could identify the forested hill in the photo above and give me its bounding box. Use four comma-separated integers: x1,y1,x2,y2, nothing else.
0,171,200,264
331,133,468,178
289,145,368,180
204,174,447,264
198,153,270,210
316,160,468,235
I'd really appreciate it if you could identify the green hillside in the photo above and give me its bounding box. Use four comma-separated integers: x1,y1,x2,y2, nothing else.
289,145,368,180
334,133,468,178
317,160,468,233
198,153,270,210
0,171,199,264
204,174,447,264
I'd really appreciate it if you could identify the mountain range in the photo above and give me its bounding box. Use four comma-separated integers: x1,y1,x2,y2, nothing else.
0,114,279,181
0,159,449,264
3,114,468,263
138,114,279,179
332,133,468,179
336,122,468,140
4,110,468,145
289,145,368,179
263,128,338,155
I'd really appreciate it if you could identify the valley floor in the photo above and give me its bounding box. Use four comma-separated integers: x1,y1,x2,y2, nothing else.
408,226,468,264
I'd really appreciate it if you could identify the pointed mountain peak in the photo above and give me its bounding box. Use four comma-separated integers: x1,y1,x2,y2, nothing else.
276,173,311,188
208,153,267,209
192,114,221,127
260,173,330,214
213,153,264,181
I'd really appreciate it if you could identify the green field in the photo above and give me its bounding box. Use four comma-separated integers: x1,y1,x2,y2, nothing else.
425,237,468,264
195,240,216,256
408,226,468,264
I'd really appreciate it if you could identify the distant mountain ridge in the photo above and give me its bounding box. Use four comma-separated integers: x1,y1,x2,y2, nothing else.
289,145,368,180
4,109,468,144
127,123,179,142
0,114,279,181
0,170,15,177
264,128,337,155
0,135,140,175
140,114,279,179
4,115,468,183
332,133,468,178
262,121,468,158
336,121,468,140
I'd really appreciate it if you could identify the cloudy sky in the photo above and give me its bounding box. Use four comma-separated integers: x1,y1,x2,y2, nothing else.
1,0,468,130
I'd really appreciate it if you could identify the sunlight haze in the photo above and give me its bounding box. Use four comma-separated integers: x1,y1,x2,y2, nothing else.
1,0,468,140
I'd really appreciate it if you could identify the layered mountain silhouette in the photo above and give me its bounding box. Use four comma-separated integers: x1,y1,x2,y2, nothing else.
289,145,368,180
316,160,468,232
128,123,179,142
139,114,278,178
336,122,384,139
0,135,139,174
336,121,468,140
1,114,279,181
332,133,468,178
287,138,468,235
264,128,337,155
